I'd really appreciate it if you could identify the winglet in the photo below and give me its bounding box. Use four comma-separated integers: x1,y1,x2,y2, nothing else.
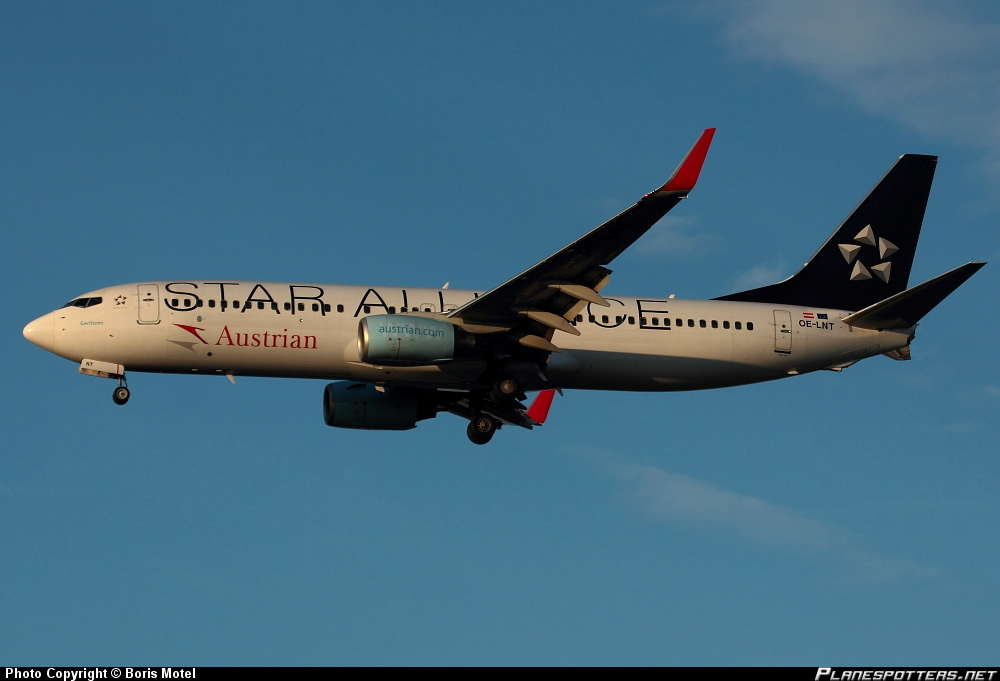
525,389,556,425
656,128,716,193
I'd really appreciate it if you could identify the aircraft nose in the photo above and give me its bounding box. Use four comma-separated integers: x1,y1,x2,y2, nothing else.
23,312,56,352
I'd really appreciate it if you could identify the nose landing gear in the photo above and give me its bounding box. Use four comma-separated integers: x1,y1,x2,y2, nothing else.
78,359,131,406
112,377,130,405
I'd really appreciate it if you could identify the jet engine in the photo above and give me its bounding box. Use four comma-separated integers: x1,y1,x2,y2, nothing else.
323,381,437,430
358,314,475,365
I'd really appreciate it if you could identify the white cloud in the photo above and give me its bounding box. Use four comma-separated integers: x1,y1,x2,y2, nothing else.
632,215,720,257
588,450,940,584
721,0,1000,179
732,261,786,290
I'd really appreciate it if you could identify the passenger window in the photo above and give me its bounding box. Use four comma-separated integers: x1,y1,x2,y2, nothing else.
576,315,583,323
723,321,729,329
735,321,742,330
283,302,291,311
171,298,179,307
337,304,344,313
257,301,265,310
711,320,718,328
221,300,228,310
615,316,622,324
687,319,694,327
664,318,671,327
389,306,396,314
184,299,191,307
628,316,635,325
311,303,319,312
699,320,706,328
652,318,659,326
589,315,596,323
640,317,647,325
323,304,331,312
602,315,609,324
401,307,408,312
234,300,241,310
747,322,754,331
364,306,371,314
675,319,681,327
197,300,203,307
209,300,216,308
296,303,303,311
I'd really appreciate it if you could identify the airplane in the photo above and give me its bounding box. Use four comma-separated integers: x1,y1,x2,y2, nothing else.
22,129,986,444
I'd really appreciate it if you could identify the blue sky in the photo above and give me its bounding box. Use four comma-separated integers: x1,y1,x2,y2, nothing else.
3,1,999,665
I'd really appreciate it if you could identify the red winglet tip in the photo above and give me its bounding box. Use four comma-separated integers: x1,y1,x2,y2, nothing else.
526,389,556,425
658,128,716,193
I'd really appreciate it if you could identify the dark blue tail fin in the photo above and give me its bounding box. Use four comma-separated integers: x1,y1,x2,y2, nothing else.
717,154,937,311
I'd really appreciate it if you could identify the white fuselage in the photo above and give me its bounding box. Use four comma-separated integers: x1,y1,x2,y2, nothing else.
23,280,913,392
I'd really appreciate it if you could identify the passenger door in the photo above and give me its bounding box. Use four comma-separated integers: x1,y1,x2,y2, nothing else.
137,284,160,324
773,310,792,354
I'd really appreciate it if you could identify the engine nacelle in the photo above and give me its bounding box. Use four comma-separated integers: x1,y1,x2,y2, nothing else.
359,314,473,365
323,381,435,430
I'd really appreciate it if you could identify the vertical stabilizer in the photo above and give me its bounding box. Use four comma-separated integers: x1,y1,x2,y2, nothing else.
717,154,937,311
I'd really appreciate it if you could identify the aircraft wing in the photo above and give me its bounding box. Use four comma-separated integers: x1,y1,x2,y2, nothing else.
447,129,715,351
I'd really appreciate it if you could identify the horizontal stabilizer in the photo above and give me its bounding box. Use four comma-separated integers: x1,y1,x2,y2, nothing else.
842,262,985,330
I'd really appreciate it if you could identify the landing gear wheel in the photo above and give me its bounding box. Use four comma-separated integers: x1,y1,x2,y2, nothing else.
467,414,498,445
112,386,130,405
491,377,520,404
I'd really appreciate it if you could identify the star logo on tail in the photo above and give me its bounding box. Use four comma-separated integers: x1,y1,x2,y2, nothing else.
838,224,898,283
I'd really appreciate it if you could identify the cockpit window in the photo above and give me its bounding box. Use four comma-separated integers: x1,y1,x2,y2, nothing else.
61,296,103,309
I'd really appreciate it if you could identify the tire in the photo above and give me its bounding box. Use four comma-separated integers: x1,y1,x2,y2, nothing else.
491,377,519,404
112,386,130,405
467,415,497,445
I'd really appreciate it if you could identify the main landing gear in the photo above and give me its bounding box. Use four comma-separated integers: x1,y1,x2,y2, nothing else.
467,414,498,445
112,378,130,405
464,373,522,444
490,376,520,404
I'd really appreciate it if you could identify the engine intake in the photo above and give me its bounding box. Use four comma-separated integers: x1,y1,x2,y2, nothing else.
359,314,473,365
